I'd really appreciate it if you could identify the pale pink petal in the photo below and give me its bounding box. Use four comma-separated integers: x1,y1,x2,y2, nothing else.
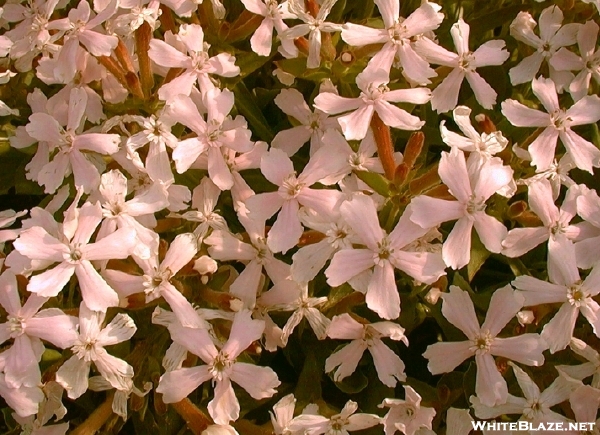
246,192,285,221
83,227,135,261
169,323,218,363
441,286,480,339
75,261,120,312
261,148,294,186
442,217,473,270
230,362,279,399
0,374,43,417
501,98,550,127
208,147,234,190
148,39,189,68
465,71,497,110
326,249,375,287
274,89,312,124
5,335,41,388
431,68,464,113
313,92,362,115
56,356,91,399
547,237,579,286
532,77,561,113
324,339,367,381
439,149,471,203
327,314,364,340
222,310,264,359
73,133,120,154
229,260,262,308
559,129,600,174
491,335,546,366
26,310,78,349
423,341,474,374
375,100,425,131
162,233,197,274
366,262,400,320
541,303,578,353
341,24,388,46
473,212,507,254
296,188,342,216
369,338,406,387
14,227,67,262
528,178,560,226
267,200,302,254
502,227,549,257
272,126,312,156
509,52,544,85
28,263,76,297
481,286,522,336
0,271,22,316
475,353,507,406
512,275,567,305
397,43,437,85
365,43,397,76
250,18,274,56
97,313,136,347
391,250,446,285
409,196,465,228
208,378,240,425
374,0,399,28
338,104,374,141
206,231,256,262
339,195,383,250
157,71,198,101
161,282,203,329
93,349,133,392
472,40,509,67
528,127,560,171
157,366,212,403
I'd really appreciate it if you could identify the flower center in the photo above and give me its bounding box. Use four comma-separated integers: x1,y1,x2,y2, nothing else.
567,282,588,307
73,338,98,361
470,330,493,354
388,21,407,44
550,110,571,131
7,316,25,337
66,244,84,264
466,195,486,214
210,351,233,381
279,174,304,199
374,237,394,266
458,53,476,71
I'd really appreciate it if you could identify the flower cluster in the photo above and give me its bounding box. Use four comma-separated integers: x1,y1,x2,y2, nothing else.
0,0,599,434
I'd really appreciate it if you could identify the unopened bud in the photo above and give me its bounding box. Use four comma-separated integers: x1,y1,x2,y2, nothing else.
475,113,497,134
425,287,442,305
229,298,244,312
193,256,218,284
517,310,534,326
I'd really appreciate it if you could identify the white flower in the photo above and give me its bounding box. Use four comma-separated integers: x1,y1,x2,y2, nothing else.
156,310,280,425
56,303,137,399
423,286,546,406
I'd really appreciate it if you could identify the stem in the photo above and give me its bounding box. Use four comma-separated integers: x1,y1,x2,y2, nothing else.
171,398,212,435
370,111,396,181
71,395,114,435
135,22,154,98
159,4,176,34
96,56,128,90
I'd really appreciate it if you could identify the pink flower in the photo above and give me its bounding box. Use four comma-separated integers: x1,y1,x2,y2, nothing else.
148,24,239,100
380,386,436,435
341,0,443,84
325,313,408,388
508,6,580,89
423,285,546,406
245,147,344,254
156,310,280,425
410,148,512,270
416,19,509,112
512,242,600,353
168,90,254,190
13,201,136,312
501,76,600,173
325,195,445,320
56,303,137,399
314,69,430,140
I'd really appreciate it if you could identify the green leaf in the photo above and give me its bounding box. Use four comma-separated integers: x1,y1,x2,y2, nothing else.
295,351,323,402
467,232,491,282
234,50,273,78
355,171,390,197
233,82,275,142
329,365,369,394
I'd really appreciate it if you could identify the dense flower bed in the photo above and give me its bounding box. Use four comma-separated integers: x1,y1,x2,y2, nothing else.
0,0,599,433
